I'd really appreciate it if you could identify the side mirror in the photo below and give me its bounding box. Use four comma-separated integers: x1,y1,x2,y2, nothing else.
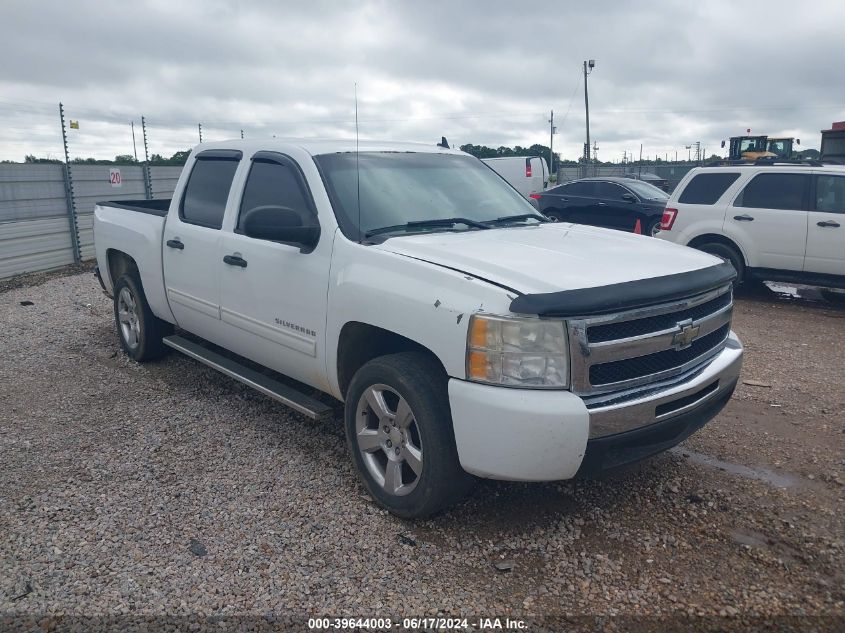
241,205,320,251
720,140,726,149
622,193,637,203
796,139,801,145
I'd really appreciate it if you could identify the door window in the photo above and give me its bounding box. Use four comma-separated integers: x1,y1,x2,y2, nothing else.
678,173,740,205
561,181,596,197
815,175,845,214
180,157,240,229
237,156,316,232
595,182,627,200
736,173,809,210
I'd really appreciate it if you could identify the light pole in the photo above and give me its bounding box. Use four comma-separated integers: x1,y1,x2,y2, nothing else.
583,59,595,174
685,145,692,162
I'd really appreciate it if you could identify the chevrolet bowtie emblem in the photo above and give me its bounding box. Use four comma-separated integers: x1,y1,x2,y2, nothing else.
672,319,700,350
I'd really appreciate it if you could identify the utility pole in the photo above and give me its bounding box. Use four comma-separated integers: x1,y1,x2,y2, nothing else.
583,59,595,175
548,110,555,178
131,121,138,161
638,144,643,178
686,145,692,162
198,123,203,143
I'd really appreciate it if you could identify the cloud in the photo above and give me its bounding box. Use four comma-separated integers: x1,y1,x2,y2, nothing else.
1,0,843,162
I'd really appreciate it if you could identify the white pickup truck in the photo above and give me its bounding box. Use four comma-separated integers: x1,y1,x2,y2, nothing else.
93,140,743,518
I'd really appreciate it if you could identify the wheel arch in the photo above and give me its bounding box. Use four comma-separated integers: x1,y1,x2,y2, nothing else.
106,249,139,288
687,234,748,268
336,322,446,401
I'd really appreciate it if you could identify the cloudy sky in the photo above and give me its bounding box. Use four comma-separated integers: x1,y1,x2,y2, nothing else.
1,0,843,163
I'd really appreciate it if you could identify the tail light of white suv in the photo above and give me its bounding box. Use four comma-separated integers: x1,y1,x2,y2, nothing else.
661,207,678,231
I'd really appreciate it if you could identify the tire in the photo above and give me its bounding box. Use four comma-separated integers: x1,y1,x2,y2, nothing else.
645,218,661,237
113,273,173,361
544,208,565,222
695,242,745,287
344,352,475,519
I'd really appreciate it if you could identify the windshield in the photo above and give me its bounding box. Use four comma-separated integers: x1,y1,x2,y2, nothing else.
314,152,540,240
624,180,669,200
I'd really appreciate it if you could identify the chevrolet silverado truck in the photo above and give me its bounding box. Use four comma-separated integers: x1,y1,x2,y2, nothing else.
93,140,743,518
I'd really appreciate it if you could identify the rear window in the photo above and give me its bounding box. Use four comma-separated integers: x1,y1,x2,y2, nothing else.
678,173,740,205
180,157,239,229
736,173,809,211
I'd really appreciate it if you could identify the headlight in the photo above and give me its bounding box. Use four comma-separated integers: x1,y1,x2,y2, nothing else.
466,314,569,388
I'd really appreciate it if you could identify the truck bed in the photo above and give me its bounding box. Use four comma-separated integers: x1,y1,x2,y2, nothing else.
95,199,171,216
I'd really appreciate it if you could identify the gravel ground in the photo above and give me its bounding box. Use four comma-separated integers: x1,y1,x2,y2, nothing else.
1,269,843,630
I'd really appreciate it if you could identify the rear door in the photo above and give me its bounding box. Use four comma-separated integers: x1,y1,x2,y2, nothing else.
162,150,241,342
545,181,596,223
725,171,810,271
593,181,634,230
805,173,845,275
217,151,332,388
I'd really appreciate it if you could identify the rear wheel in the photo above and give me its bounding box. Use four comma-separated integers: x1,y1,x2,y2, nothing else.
113,273,173,361
695,242,745,287
645,218,661,237
544,208,565,222
345,353,475,518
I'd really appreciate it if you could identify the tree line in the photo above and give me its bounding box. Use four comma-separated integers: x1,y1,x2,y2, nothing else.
2,150,193,165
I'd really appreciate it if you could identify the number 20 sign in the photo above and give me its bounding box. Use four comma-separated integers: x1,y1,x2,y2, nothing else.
109,168,122,187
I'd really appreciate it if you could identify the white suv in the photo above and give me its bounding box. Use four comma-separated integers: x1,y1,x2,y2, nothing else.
657,164,845,295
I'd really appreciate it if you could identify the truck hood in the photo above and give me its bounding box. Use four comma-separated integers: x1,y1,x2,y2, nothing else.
374,223,721,295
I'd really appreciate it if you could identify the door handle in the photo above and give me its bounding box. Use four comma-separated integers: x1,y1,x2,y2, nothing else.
597,202,607,206
166,238,184,250
817,220,841,228
733,214,754,221
223,254,248,268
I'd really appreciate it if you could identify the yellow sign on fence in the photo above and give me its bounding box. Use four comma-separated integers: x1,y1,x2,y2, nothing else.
69,120,79,129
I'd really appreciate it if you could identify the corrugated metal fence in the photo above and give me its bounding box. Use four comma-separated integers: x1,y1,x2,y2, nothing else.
0,164,183,279
557,163,697,192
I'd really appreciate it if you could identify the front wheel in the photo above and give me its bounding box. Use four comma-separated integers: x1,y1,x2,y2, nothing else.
345,353,475,518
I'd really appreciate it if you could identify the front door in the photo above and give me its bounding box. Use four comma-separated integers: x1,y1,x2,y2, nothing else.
218,152,332,390
724,172,810,271
805,173,845,276
162,151,241,342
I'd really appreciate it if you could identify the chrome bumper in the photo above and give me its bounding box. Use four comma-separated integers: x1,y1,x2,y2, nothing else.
586,331,743,439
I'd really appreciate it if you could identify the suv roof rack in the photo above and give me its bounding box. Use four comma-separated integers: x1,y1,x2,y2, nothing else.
704,158,826,168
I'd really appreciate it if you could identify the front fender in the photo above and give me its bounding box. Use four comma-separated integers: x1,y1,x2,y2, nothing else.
325,236,514,399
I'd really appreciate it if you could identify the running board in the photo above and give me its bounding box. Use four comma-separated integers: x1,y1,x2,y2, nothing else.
162,335,334,421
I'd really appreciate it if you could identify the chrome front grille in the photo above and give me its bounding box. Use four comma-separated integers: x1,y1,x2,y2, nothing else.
567,285,733,396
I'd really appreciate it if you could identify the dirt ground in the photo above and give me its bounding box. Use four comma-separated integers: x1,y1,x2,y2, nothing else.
0,266,843,631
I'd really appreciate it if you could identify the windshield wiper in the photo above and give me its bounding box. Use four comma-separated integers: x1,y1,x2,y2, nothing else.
365,217,491,238
485,213,549,225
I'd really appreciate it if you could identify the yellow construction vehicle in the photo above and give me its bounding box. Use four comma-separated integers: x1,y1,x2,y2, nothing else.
720,135,800,162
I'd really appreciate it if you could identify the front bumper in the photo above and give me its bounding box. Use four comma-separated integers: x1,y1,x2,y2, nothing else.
447,331,743,482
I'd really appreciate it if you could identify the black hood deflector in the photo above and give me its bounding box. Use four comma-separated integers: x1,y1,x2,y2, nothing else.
509,261,736,317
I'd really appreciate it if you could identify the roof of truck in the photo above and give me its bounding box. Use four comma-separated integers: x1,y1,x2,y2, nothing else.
191,138,465,157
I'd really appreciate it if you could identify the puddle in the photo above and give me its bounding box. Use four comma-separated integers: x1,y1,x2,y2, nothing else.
670,448,801,488
764,282,825,302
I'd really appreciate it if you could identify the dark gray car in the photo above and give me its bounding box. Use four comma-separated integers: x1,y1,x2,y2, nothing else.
532,177,669,236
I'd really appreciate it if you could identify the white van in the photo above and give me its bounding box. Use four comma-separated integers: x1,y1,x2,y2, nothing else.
482,156,549,199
